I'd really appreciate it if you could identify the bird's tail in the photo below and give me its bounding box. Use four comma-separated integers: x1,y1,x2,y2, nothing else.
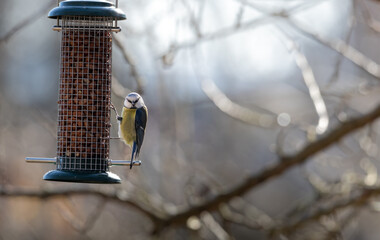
130,142,137,169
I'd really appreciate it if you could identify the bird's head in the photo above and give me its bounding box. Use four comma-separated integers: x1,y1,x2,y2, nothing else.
124,92,145,109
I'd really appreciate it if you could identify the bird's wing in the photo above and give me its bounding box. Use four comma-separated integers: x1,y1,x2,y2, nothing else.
135,106,148,157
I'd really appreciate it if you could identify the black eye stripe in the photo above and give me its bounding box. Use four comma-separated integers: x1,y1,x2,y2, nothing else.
127,97,140,104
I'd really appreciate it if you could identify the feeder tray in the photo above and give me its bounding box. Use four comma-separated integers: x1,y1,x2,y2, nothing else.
26,0,139,184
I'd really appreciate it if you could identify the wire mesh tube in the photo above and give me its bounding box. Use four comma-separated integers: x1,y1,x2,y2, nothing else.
57,16,113,172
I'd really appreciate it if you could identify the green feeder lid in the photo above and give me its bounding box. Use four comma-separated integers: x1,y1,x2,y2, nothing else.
48,0,126,20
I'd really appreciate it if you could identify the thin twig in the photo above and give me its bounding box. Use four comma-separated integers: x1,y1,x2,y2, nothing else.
113,35,145,93
237,1,380,80
201,211,233,240
111,75,131,99
234,4,246,28
57,197,107,238
272,187,377,236
160,16,273,64
360,0,380,33
0,1,56,43
160,0,326,64
320,209,359,240
58,198,86,232
326,0,356,87
0,186,163,223
229,197,275,229
276,27,329,135
219,203,262,230
181,0,202,38
288,18,380,79
200,77,276,128
81,198,107,235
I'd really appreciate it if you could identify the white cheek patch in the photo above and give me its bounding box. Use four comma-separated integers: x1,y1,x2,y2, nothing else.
135,101,143,108
124,100,132,108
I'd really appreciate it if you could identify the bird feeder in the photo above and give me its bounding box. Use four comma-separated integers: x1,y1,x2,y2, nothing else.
26,0,140,183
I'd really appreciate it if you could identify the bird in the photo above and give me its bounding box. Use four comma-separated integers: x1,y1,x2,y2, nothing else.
118,92,148,169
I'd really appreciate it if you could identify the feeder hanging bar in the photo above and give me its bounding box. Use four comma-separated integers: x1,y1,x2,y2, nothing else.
26,157,142,166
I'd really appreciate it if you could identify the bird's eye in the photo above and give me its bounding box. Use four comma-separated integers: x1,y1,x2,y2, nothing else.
127,99,132,104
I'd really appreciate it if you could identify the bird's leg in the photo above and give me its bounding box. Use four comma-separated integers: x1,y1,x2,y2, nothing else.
110,102,122,122
110,102,117,113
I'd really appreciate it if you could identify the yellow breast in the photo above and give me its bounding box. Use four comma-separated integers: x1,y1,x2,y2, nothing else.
120,108,136,146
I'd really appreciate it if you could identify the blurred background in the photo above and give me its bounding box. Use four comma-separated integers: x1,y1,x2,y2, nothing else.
1,0,380,239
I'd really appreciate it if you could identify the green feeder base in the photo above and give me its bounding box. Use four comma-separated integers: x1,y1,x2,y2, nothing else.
43,170,121,184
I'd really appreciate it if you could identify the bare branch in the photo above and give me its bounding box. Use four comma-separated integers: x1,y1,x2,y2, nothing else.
229,197,274,229
0,186,163,223
234,4,246,28
29,106,57,140
160,0,327,65
276,28,329,135
200,212,233,240
80,198,107,235
320,209,360,240
219,203,262,230
152,103,380,233
0,1,56,43
219,197,275,231
360,0,380,33
57,197,107,237
237,1,380,80
58,198,87,233
113,34,145,93
7,101,379,236
200,77,276,128
160,16,273,65
180,0,202,38
111,75,131,98
288,18,380,79
273,186,378,236
326,0,356,87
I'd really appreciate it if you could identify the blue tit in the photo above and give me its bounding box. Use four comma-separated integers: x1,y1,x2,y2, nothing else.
118,92,148,169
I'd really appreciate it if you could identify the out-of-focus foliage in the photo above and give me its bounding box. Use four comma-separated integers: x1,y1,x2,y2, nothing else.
2,0,380,239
